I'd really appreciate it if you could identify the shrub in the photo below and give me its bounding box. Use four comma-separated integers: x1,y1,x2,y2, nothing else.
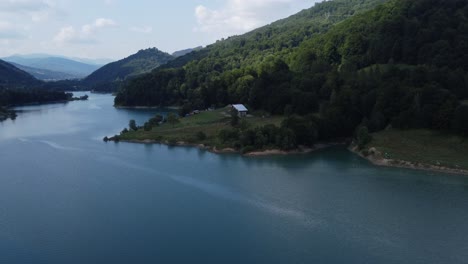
143,123,151,131
196,131,207,140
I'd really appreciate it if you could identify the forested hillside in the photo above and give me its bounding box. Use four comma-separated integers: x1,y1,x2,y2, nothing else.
294,0,468,138
83,48,174,92
115,0,468,143
0,60,76,114
159,0,387,71
116,0,387,106
0,60,41,88
0,88,72,107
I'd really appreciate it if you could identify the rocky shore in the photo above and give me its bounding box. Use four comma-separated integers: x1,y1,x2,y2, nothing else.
350,145,468,176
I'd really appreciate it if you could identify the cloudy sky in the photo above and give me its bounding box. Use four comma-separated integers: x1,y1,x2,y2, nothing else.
0,0,317,59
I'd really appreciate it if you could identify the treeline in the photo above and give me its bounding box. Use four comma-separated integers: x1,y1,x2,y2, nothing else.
0,87,72,107
115,0,468,139
219,115,324,153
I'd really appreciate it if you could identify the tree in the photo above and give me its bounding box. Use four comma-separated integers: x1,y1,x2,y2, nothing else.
196,131,207,140
167,113,180,127
179,103,193,117
277,128,296,150
284,104,293,116
230,108,239,127
144,122,152,131
281,115,318,146
129,119,138,131
356,126,372,149
452,105,468,136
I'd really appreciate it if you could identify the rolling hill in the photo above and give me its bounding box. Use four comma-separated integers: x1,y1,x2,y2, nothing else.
116,0,388,106
115,0,468,140
0,60,41,88
0,59,77,116
82,48,174,92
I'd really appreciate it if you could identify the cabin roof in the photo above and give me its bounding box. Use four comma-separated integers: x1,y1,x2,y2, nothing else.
232,104,248,112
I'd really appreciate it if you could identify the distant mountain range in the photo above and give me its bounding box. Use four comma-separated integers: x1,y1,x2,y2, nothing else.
0,47,200,90
8,62,79,81
2,55,102,80
1,47,203,85
3,54,113,65
83,48,174,92
69,57,114,66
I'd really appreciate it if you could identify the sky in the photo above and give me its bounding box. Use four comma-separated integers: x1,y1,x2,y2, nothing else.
0,0,318,60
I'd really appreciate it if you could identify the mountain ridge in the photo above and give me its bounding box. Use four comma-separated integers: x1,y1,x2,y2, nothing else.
82,47,174,92
116,0,388,105
9,62,79,81
0,59,41,88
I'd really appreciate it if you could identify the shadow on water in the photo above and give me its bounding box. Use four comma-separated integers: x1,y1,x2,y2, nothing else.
212,146,361,171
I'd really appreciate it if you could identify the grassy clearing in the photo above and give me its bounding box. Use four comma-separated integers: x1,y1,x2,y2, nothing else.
368,129,468,170
119,107,284,146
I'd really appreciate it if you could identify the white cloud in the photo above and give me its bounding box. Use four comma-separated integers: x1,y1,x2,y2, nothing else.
130,26,153,34
194,0,316,37
0,0,57,22
53,18,116,45
53,25,75,43
0,21,14,31
0,0,50,12
82,18,116,35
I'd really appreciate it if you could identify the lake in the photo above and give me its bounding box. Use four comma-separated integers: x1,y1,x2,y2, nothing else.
1,93,468,264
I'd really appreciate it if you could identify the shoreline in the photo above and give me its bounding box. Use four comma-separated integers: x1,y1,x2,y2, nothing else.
114,105,180,110
9,100,70,108
116,138,468,175
107,135,468,176
349,145,468,176
244,143,345,156
9,96,89,108
113,138,346,156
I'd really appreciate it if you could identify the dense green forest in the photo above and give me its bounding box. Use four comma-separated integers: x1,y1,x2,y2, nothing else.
116,0,387,106
115,0,468,149
83,48,174,92
295,0,468,138
0,88,72,106
0,87,74,122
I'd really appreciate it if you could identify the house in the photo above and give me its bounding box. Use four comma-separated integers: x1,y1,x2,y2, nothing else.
232,104,248,117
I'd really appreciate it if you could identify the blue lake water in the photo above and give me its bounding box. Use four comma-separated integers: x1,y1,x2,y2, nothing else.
1,93,468,264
